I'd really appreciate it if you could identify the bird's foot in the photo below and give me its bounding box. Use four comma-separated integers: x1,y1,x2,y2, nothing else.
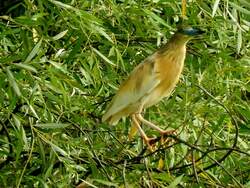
160,129,176,144
144,137,158,152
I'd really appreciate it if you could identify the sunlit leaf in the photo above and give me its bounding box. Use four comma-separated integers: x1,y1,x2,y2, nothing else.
51,143,69,157
52,30,68,40
35,123,70,129
92,47,116,66
12,63,38,73
167,175,184,188
93,179,118,187
23,38,42,64
237,29,242,54
157,157,165,170
212,0,220,17
229,2,250,15
6,67,21,96
93,26,113,43
144,9,171,28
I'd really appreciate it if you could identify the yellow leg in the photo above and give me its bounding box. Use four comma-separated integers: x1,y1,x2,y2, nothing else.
136,114,175,134
131,115,156,151
135,113,176,144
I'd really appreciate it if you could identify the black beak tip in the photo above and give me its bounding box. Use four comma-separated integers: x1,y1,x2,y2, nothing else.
198,29,206,35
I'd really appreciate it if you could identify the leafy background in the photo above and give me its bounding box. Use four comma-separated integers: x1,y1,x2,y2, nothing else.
0,0,249,187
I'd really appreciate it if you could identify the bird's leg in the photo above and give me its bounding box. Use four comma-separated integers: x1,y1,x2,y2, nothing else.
135,113,176,144
136,114,175,134
131,114,156,151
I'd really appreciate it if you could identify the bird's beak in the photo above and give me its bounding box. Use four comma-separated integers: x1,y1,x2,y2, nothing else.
192,28,205,35
196,29,205,35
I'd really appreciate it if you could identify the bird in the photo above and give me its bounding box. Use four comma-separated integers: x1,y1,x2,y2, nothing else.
102,26,204,149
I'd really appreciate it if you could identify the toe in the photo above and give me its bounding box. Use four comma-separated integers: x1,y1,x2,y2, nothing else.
144,137,157,151
160,129,176,135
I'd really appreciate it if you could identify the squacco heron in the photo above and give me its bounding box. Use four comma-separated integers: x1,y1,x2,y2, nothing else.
102,26,204,148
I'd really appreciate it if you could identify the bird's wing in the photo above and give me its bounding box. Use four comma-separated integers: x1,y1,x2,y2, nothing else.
102,55,160,122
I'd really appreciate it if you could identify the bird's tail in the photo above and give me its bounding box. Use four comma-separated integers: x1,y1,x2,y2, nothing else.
102,113,120,125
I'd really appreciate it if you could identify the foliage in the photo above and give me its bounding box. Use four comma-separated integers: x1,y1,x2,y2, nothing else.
0,0,249,187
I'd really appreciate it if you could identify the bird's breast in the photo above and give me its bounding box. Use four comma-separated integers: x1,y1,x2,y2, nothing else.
144,47,186,107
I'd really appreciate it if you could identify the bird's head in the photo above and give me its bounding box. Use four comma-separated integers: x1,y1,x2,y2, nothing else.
176,26,205,39
170,26,204,44
177,26,204,36
159,25,204,52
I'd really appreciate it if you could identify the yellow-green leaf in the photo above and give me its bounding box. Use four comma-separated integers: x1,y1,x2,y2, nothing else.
92,47,116,66
24,38,43,64
35,123,70,129
13,63,38,73
212,0,220,17
52,30,68,40
6,67,21,96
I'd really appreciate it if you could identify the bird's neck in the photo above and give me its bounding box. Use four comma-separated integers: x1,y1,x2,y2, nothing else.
169,33,192,46
158,33,191,56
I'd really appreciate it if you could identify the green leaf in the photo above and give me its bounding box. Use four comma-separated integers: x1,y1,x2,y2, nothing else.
48,60,68,73
240,0,250,8
93,179,118,187
144,9,171,28
212,0,220,17
93,26,113,43
23,38,43,64
35,123,70,129
229,2,250,15
92,47,116,66
51,143,69,157
12,114,29,150
12,63,38,73
237,29,242,54
48,0,100,24
6,67,21,96
48,0,77,11
52,30,68,40
167,175,184,188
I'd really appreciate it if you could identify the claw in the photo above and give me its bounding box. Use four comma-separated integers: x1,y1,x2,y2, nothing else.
144,137,158,152
160,129,176,144
131,114,177,150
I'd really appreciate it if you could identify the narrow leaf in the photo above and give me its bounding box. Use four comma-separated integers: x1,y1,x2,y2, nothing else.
29,104,39,119
144,9,171,28
51,143,69,157
48,60,68,73
237,29,242,54
240,0,250,8
48,0,100,24
13,63,38,73
12,115,28,149
93,179,118,187
48,0,76,11
52,30,68,40
35,123,70,129
157,158,164,170
93,26,113,43
229,2,250,15
167,175,184,188
92,47,116,66
6,67,21,96
212,0,220,17
24,38,42,64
